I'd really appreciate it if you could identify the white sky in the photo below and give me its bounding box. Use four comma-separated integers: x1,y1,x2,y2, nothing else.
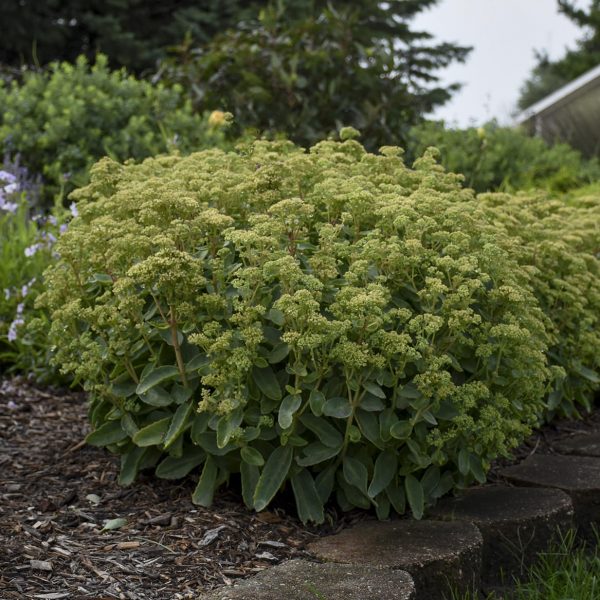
413,0,587,126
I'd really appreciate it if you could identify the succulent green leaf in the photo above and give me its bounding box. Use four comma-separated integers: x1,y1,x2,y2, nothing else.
309,389,326,416
241,461,260,508
192,456,218,507
343,455,369,496
323,396,352,419
132,417,171,447
300,413,343,448
253,366,282,401
240,446,265,467
368,450,398,498
296,441,341,467
405,474,424,519
163,401,193,449
291,469,325,524
119,446,147,486
156,448,205,479
278,394,302,429
253,445,293,511
86,420,128,446
136,365,180,395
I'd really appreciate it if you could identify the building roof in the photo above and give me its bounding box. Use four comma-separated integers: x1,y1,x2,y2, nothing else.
515,63,600,157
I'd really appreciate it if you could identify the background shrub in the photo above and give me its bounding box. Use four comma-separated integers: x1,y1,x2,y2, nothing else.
407,120,600,193
40,138,557,522
0,54,230,208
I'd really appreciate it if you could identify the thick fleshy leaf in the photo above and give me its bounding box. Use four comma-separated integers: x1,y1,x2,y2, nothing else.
405,474,424,519
268,342,290,364
323,397,352,419
86,420,128,446
278,394,302,429
253,446,293,511
156,448,205,479
343,455,369,496
163,401,193,449
315,464,336,503
363,381,386,399
119,446,147,486
138,386,174,407
216,407,243,448
241,461,259,508
309,389,326,416
458,448,470,476
136,366,180,395
296,441,341,467
291,470,325,524
368,450,397,498
300,413,343,448
240,446,265,467
386,481,406,514
192,456,218,507
390,420,412,440
132,417,171,447
253,366,282,401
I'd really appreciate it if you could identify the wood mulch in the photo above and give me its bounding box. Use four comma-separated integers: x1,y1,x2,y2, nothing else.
1,377,598,599
0,378,364,600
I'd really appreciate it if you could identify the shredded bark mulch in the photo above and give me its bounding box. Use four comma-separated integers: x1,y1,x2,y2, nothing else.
0,378,364,600
1,377,598,599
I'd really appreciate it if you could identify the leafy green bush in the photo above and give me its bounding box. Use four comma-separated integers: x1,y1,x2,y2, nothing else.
407,121,600,194
39,136,557,522
0,162,67,382
478,191,600,418
0,54,230,208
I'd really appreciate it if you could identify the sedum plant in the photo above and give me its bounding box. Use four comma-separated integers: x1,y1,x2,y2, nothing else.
478,191,600,419
39,137,554,523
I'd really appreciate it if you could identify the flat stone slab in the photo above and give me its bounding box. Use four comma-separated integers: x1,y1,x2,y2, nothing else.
308,519,482,600
429,485,573,586
199,559,415,600
500,454,600,542
553,432,600,457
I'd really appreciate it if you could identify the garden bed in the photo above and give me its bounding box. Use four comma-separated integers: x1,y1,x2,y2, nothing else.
2,378,599,599
0,378,365,600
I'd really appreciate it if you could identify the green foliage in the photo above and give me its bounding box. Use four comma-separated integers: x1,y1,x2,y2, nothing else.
518,1,600,110
0,54,230,208
0,0,263,73
163,2,470,150
0,167,67,382
478,190,600,418
39,135,578,523
407,121,600,193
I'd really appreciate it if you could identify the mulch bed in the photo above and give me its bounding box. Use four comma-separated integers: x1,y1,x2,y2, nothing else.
1,377,599,599
0,378,364,600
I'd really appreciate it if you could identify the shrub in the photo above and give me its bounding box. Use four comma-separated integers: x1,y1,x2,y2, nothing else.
478,191,600,418
0,160,68,382
39,137,554,523
406,121,600,194
0,54,230,208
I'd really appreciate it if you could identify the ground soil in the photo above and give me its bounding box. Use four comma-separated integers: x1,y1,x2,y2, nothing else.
1,377,598,599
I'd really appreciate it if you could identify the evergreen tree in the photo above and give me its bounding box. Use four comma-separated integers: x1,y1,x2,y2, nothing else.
0,0,261,73
164,0,471,149
519,0,600,110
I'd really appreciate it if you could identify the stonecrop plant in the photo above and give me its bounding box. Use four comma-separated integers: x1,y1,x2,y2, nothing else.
478,191,600,419
40,135,566,523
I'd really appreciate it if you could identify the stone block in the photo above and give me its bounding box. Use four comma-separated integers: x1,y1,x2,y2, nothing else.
429,485,573,586
199,559,416,600
308,519,482,600
500,454,600,542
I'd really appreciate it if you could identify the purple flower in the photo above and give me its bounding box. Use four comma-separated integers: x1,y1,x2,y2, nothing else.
48,215,58,226
0,170,16,183
24,243,41,257
59,223,68,234
69,202,78,218
0,197,18,213
7,317,24,342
